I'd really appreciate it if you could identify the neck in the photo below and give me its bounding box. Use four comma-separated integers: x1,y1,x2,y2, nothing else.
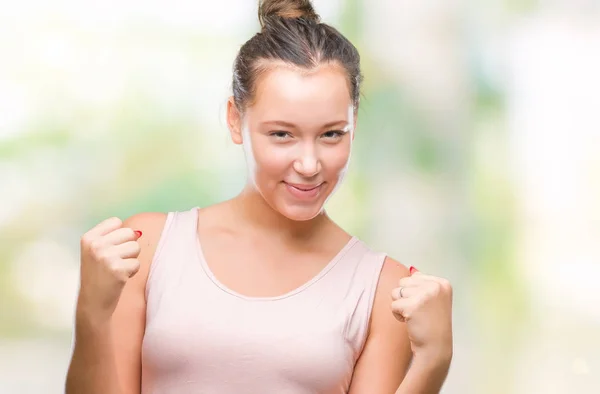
231,184,330,243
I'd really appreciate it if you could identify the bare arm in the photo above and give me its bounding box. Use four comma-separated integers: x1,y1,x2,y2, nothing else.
348,258,413,393
65,212,166,394
394,353,452,394
348,258,452,394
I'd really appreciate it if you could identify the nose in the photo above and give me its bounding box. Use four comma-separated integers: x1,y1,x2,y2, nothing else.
293,145,321,177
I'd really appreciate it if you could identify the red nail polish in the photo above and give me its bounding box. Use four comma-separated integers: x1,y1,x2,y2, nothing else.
409,266,418,274
134,230,142,238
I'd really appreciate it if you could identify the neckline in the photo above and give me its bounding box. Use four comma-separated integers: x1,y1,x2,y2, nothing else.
193,207,358,302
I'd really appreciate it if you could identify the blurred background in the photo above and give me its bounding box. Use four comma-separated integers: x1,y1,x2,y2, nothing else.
1,0,599,392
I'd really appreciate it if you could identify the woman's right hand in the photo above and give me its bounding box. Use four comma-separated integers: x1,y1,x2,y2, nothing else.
77,216,142,324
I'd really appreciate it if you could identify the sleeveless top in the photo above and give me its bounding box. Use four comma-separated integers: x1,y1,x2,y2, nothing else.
141,207,387,394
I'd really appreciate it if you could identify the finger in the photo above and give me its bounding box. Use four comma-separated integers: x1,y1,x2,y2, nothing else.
121,258,141,278
395,313,407,323
391,286,420,300
409,273,450,288
85,217,123,239
112,241,142,259
398,275,424,288
410,266,445,284
102,227,141,246
391,298,416,321
403,267,447,285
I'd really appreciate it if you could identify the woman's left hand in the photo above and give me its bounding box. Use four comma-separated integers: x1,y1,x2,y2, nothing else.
390,266,453,364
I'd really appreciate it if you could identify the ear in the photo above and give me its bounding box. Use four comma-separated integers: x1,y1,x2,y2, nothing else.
352,110,358,141
227,96,243,145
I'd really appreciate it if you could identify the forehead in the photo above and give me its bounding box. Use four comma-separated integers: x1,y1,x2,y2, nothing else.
248,62,353,125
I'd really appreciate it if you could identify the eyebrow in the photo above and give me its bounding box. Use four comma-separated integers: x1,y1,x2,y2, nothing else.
262,120,349,129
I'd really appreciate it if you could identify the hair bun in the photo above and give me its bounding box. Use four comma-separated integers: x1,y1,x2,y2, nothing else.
258,0,320,28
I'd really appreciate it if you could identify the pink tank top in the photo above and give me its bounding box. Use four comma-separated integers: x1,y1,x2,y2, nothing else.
141,207,386,393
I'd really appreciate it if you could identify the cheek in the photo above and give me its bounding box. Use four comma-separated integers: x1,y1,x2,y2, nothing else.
324,143,352,175
251,141,292,175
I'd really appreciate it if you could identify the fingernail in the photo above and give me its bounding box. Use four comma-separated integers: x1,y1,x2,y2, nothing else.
409,266,418,274
134,230,142,238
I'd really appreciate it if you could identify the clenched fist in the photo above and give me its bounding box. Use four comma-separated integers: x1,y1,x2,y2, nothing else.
391,266,453,362
77,217,142,323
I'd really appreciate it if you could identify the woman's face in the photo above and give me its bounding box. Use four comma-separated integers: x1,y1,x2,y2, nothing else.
228,63,356,221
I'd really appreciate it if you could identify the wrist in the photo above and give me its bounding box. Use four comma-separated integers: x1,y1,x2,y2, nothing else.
396,348,452,394
412,347,453,373
75,303,112,334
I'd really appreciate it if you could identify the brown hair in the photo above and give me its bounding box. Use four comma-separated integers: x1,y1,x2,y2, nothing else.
232,0,362,112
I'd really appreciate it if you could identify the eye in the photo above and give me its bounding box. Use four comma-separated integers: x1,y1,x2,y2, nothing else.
270,131,292,140
322,130,345,140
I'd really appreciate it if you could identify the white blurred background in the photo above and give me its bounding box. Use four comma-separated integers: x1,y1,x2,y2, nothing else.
1,0,599,393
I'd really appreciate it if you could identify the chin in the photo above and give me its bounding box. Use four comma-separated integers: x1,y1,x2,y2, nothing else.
255,181,338,222
276,203,325,222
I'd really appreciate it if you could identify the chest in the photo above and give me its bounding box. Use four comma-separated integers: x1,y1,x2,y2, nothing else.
198,232,339,298
142,292,355,393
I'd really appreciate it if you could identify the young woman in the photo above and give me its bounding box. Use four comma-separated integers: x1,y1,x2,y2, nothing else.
66,1,453,393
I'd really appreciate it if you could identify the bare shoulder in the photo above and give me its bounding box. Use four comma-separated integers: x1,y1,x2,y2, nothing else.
370,256,411,337
122,212,168,251
122,211,168,236
347,256,412,392
121,211,169,286
367,255,412,363
375,256,410,300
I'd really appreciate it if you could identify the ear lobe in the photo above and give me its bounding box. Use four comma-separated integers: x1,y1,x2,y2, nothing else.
227,97,243,145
